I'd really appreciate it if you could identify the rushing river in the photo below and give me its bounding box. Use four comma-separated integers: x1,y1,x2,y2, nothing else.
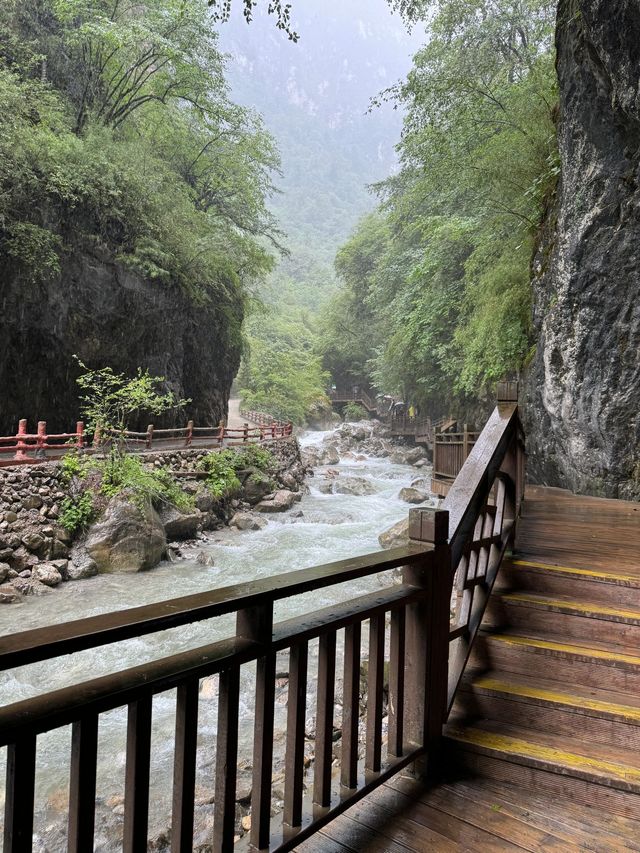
0,428,433,849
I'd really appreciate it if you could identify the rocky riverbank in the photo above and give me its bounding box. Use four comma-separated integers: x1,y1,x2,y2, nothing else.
0,438,306,603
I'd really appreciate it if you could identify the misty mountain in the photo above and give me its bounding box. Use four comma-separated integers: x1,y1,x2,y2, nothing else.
218,1,423,267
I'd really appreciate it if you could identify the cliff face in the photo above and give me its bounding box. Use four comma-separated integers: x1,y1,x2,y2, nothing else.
524,0,640,500
0,247,242,433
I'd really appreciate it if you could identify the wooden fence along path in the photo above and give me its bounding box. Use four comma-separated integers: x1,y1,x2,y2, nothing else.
0,416,293,467
1,382,529,852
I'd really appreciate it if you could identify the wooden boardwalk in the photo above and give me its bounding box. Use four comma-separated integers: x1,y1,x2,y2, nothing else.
302,485,640,851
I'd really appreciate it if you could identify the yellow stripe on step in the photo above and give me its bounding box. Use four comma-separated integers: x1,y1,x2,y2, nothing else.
511,559,640,585
489,634,640,667
501,592,640,622
447,727,640,784
472,676,640,722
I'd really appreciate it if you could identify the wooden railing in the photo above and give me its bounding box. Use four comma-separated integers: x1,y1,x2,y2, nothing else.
329,388,377,412
0,419,293,466
239,408,290,429
432,425,480,482
0,383,523,853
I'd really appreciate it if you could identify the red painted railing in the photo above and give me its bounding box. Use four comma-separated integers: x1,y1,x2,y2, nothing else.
0,418,293,466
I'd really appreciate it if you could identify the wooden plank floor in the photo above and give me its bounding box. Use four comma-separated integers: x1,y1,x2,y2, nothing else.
296,773,640,851
515,485,640,574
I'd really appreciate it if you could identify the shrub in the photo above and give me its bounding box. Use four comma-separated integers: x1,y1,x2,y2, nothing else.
59,492,96,534
234,445,275,472
199,450,242,499
99,454,193,510
343,402,368,422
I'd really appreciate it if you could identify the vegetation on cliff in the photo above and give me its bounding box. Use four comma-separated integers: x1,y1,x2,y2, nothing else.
320,0,559,413
0,0,280,335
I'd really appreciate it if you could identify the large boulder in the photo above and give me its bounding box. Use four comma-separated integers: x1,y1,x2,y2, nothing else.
32,564,63,587
332,476,377,496
398,487,428,505
82,497,166,573
229,512,267,531
158,505,203,540
378,518,409,549
67,546,99,580
0,583,21,603
240,470,276,504
405,446,428,465
254,490,300,513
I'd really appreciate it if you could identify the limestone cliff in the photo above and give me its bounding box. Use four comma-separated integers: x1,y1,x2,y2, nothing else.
0,246,242,433
525,0,640,499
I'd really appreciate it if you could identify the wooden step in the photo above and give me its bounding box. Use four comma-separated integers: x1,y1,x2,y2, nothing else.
444,722,640,818
455,671,640,750
473,631,640,692
498,558,640,607
486,592,640,647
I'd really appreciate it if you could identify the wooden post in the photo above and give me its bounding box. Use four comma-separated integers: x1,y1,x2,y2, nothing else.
462,423,469,462
185,420,193,448
76,422,84,450
404,507,450,779
217,420,225,447
145,424,154,450
37,422,46,453
243,422,249,443
15,419,28,461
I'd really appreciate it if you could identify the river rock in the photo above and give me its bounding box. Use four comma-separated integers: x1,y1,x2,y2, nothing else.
389,449,408,465
0,562,9,583
241,471,276,503
12,576,51,596
319,445,340,466
9,546,39,572
32,564,63,586
405,446,428,465
229,512,267,531
254,490,300,513
158,505,203,540
332,476,377,496
378,518,409,549
398,487,428,504
0,583,20,603
21,531,45,552
67,546,99,580
82,497,166,573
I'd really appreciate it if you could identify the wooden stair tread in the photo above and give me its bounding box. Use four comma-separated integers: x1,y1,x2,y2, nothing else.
445,720,640,790
496,591,640,624
504,556,640,587
462,670,640,722
480,628,640,668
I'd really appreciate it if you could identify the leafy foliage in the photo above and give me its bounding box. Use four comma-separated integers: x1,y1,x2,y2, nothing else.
59,492,96,534
343,402,369,422
0,0,280,304
75,358,188,438
199,450,242,498
99,455,194,510
321,0,558,411
238,310,331,424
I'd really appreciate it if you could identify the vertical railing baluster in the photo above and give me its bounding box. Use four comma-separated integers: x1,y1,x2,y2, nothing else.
4,737,36,853
251,650,276,849
365,612,385,774
68,714,99,853
236,601,275,851
313,631,336,808
341,622,361,790
171,679,199,853
284,642,308,828
123,694,153,853
388,608,406,759
213,667,240,853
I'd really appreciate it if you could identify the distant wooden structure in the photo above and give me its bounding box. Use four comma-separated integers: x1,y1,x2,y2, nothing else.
328,387,378,414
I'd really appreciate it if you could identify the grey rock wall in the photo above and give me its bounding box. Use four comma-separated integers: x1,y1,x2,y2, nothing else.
0,245,242,433
524,0,640,500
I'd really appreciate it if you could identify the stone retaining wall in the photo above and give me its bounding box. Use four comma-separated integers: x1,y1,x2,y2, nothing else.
0,438,305,602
